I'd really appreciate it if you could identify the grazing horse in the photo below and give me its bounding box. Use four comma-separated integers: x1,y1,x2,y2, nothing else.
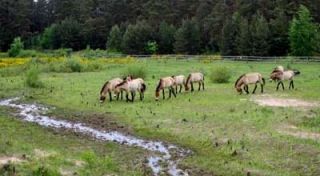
172,75,185,94
115,78,146,102
270,66,300,90
100,78,124,102
235,73,265,94
155,77,176,101
185,72,205,92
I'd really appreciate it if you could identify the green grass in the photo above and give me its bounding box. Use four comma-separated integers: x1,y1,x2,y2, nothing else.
0,58,320,175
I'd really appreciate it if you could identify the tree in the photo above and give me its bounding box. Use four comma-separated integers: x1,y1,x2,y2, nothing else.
106,25,123,52
236,18,251,56
250,13,270,56
174,19,201,54
122,21,153,54
220,15,239,56
40,24,57,49
54,18,84,50
158,21,176,54
8,37,24,57
289,5,318,56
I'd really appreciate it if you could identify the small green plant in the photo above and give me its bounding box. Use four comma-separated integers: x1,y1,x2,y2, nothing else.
32,166,60,176
8,37,24,57
210,67,231,83
25,67,44,88
123,65,147,79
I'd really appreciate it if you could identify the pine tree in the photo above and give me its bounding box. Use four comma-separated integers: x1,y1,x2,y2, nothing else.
221,15,238,56
250,13,270,56
107,25,123,52
174,19,201,54
289,5,318,56
236,18,251,56
158,21,176,54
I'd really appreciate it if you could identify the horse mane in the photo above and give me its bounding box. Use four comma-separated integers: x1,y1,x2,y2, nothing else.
185,74,192,85
100,81,109,94
116,80,127,87
156,79,163,92
235,74,245,87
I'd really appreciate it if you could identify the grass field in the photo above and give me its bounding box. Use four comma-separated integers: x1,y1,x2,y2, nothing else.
0,57,320,176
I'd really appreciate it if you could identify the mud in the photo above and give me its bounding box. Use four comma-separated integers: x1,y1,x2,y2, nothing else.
0,98,191,176
278,124,320,140
252,96,318,108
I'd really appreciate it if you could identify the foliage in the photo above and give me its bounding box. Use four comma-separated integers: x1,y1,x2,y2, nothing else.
32,166,60,176
8,37,24,57
145,41,158,54
250,13,270,56
210,67,231,83
122,21,153,54
40,24,57,49
289,5,319,56
174,19,201,54
221,16,238,56
158,22,176,54
107,25,123,52
25,66,44,88
122,65,147,79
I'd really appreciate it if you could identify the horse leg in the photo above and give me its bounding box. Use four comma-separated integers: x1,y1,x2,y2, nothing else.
109,92,112,102
131,92,135,102
126,93,129,102
276,81,281,91
121,91,123,100
191,82,194,92
245,85,249,94
261,83,264,93
169,88,172,98
179,85,182,93
175,85,178,94
252,84,257,94
198,82,201,91
172,87,176,98
140,92,143,101
291,80,295,89
202,81,205,90
281,82,285,90
116,92,120,101
162,89,165,99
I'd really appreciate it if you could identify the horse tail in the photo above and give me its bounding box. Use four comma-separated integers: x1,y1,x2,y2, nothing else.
235,74,245,88
100,81,109,94
141,83,147,93
186,74,192,85
294,70,301,75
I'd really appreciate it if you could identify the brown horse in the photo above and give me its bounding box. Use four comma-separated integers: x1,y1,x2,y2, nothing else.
172,75,185,94
235,73,265,94
155,77,176,101
270,66,300,90
100,78,124,102
115,78,146,102
185,72,205,92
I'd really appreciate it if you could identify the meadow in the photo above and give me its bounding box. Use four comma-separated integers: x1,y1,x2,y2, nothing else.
0,56,319,176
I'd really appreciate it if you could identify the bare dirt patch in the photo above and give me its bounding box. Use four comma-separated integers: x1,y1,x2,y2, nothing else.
34,149,57,158
278,124,320,140
0,156,23,166
252,96,318,108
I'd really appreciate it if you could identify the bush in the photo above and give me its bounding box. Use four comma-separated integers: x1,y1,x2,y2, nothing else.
210,67,231,83
122,65,147,79
25,67,44,88
8,37,24,57
32,166,60,176
65,58,83,72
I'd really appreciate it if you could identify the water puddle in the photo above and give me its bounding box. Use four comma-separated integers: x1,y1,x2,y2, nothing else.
0,98,191,176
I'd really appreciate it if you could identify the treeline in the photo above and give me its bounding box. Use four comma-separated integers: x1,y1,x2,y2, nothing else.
0,0,320,56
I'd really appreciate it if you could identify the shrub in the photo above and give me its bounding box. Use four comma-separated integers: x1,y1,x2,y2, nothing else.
32,166,60,176
65,58,83,72
25,67,44,88
145,41,158,54
8,37,24,57
122,65,147,79
210,67,231,83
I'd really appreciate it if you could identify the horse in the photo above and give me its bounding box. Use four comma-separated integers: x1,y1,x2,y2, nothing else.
270,66,300,90
235,73,265,94
185,72,205,92
172,75,185,94
100,78,124,102
155,77,176,101
115,78,146,102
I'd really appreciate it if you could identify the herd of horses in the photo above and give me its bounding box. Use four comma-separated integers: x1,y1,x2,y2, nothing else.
100,65,300,102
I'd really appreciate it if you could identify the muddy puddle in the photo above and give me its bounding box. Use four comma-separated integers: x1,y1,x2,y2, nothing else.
0,98,191,176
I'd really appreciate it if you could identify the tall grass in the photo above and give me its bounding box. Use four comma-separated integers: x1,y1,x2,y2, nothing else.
25,67,44,88
122,65,147,79
210,67,231,83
